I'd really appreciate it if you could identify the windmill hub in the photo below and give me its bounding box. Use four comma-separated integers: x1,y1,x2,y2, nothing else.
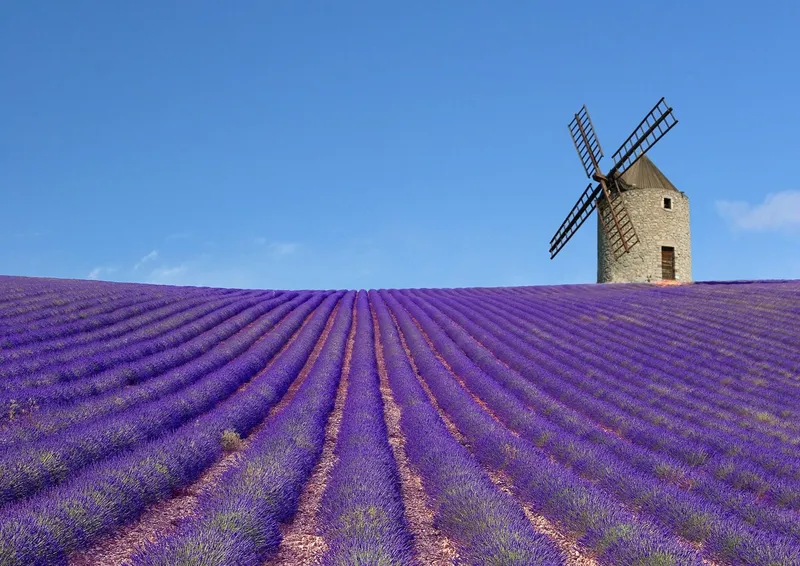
551,98,693,284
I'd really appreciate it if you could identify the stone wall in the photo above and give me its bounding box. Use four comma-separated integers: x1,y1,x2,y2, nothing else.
597,187,692,283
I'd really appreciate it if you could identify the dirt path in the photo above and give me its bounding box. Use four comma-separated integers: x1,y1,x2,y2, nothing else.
264,297,357,565
401,300,725,566
68,298,339,566
386,298,600,566
371,300,459,566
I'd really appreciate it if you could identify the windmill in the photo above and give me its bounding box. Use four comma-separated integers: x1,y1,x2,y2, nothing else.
549,98,679,264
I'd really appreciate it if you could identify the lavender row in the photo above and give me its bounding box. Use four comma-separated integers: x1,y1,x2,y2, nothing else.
0,282,189,324
381,291,703,566
0,293,297,419
2,284,237,328
0,292,341,565
0,293,262,387
428,291,800,499
434,288,799,473
0,294,187,349
421,292,800,509
0,284,59,311
612,289,800,363
493,287,800,414
0,291,136,328
499,293,800,448
0,293,328,506
0,284,235,330
463,290,800,452
513,285,800,375
0,293,251,384
0,297,303,447
370,291,566,566
610,292,800,396
406,291,800,539
450,291,800,485
131,292,354,565
0,293,214,368
318,292,415,565
489,286,800,414
0,288,176,335
0,290,255,367
397,292,800,564
0,284,153,321
595,284,800,352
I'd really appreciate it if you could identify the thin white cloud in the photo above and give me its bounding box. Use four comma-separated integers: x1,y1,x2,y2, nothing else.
87,266,117,280
134,250,159,271
716,190,800,232
147,264,188,285
268,242,300,257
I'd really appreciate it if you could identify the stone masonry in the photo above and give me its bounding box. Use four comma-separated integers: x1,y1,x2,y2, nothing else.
597,187,692,283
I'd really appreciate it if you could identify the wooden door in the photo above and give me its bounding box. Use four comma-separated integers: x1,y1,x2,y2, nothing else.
661,247,675,280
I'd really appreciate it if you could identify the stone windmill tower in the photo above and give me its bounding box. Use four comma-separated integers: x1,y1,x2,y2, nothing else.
549,98,692,283
597,155,691,282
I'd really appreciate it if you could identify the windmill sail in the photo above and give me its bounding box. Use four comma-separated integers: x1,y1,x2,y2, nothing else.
568,105,604,179
549,183,602,259
597,178,640,258
551,98,676,261
608,98,678,176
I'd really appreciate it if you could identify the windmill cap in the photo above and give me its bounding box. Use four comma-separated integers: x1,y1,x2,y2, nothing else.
618,154,679,192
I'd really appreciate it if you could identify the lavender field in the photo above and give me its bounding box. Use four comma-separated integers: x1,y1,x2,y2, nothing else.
0,275,798,565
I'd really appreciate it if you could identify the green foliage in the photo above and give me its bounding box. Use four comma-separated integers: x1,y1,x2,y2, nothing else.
716,532,743,561
677,511,712,542
632,552,677,566
38,450,69,483
684,449,709,467
220,430,243,452
500,443,519,469
713,463,734,480
775,487,799,508
596,522,633,554
169,539,231,566
7,399,20,421
653,463,684,484
209,509,265,548
328,548,404,566
732,471,768,496
334,504,389,538
754,411,778,425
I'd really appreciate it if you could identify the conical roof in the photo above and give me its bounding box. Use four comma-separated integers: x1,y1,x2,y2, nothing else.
618,154,679,192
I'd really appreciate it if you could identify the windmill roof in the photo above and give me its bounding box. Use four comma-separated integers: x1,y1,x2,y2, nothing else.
618,154,679,192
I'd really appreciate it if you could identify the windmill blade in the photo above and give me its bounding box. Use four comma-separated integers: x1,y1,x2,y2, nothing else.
549,182,602,259
568,105,604,178
597,177,640,259
608,97,678,176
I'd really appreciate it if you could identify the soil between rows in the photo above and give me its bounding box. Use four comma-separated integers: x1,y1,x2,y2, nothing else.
67,297,338,565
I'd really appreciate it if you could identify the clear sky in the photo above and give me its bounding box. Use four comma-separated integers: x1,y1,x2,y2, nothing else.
2,1,799,290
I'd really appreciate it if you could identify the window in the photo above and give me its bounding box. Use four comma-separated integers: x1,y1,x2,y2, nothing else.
661,246,675,280
663,197,672,210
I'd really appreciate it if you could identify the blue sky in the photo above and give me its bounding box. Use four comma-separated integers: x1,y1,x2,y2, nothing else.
2,1,799,290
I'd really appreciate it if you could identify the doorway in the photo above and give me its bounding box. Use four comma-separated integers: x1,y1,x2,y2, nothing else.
661,246,675,280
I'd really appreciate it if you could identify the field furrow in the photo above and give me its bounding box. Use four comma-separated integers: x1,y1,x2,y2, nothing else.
129,292,354,565
422,291,800,503
393,291,800,563
313,292,415,565
0,277,797,566
372,291,566,566
0,292,342,564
